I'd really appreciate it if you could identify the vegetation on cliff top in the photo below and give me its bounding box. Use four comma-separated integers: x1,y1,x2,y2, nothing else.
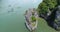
37,0,60,15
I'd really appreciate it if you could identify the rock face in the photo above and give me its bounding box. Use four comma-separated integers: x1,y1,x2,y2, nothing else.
39,9,51,20
44,5,60,31
54,6,60,30
56,6,60,21
25,8,38,31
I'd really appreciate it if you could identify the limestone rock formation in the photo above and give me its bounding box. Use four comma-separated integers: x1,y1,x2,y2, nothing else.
25,8,38,31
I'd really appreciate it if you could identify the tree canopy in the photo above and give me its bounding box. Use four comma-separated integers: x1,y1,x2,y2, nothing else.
38,0,58,15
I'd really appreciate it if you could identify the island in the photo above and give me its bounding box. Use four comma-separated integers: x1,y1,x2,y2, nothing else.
25,8,38,31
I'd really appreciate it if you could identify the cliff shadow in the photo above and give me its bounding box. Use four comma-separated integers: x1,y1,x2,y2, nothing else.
46,8,57,28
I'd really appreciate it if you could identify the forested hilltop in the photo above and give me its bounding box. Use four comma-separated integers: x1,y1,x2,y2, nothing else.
37,0,60,31
37,0,60,18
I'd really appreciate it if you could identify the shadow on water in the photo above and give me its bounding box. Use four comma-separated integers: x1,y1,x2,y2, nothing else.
46,8,58,29
46,10,56,28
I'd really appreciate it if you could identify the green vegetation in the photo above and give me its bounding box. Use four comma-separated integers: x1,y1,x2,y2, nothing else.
36,18,58,32
31,15,36,22
54,19,58,23
37,0,60,23
38,2,48,14
37,0,57,15
31,22,36,26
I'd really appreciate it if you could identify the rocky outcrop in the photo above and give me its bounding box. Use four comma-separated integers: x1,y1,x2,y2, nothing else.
39,5,60,31
25,8,38,31
46,5,60,31
53,6,60,30
39,9,51,20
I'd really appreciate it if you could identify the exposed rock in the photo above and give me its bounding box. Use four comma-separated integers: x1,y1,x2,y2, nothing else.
42,5,60,31
56,6,60,21
25,8,38,31
54,5,60,30
39,9,51,20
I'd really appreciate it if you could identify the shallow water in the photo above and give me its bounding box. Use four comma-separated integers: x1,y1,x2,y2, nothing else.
0,0,42,32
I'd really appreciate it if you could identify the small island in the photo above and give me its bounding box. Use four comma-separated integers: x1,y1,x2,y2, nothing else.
25,8,38,31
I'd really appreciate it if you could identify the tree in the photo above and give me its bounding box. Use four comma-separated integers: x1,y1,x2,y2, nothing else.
57,0,60,5
38,2,48,14
38,0,57,15
31,15,36,22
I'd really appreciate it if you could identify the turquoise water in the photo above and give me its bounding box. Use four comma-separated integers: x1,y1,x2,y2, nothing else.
0,0,42,32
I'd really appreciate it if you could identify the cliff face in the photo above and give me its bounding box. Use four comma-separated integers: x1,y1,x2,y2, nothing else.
46,5,60,30
54,6,60,30
56,6,60,21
